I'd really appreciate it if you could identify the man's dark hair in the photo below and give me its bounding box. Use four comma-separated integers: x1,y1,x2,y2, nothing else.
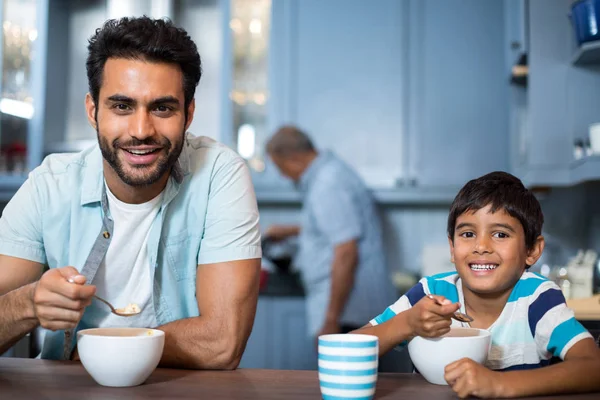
86,16,201,116
447,171,544,250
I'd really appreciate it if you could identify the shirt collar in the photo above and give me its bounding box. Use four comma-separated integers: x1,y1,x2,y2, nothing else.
298,150,332,191
80,136,192,206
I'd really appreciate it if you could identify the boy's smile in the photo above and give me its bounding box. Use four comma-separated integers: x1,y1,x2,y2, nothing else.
449,204,544,298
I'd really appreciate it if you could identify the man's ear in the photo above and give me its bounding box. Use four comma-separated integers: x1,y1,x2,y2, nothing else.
85,93,97,130
184,98,195,131
526,236,545,267
448,236,455,264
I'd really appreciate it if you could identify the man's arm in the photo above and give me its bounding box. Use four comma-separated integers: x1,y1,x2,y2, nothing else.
264,225,301,241
321,239,358,333
0,255,44,355
157,258,260,370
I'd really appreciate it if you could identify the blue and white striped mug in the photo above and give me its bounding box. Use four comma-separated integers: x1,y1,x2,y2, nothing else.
318,334,378,400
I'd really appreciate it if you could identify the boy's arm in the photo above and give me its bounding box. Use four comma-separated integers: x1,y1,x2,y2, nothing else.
353,296,460,355
445,338,600,398
353,312,414,355
502,338,600,397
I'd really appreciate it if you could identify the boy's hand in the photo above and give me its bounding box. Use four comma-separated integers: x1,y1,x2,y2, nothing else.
406,295,460,338
444,358,508,398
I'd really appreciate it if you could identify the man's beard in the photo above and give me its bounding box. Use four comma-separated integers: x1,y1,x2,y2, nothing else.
98,128,185,187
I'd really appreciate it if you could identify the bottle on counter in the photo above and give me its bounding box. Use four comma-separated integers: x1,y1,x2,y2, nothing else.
556,267,572,300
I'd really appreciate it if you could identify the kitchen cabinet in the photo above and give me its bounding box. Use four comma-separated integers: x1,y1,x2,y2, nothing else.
238,296,316,370
406,0,508,187
259,0,509,200
512,0,600,187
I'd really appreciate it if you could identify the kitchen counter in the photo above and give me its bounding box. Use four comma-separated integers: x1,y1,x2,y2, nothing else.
567,295,600,321
2,358,598,399
259,271,304,297
241,272,313,370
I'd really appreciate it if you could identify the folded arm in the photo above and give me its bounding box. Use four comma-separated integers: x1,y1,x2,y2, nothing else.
157,258,260,370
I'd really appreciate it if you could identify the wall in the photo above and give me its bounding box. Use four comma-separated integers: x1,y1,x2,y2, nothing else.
259,183,600,280
258,202,450,277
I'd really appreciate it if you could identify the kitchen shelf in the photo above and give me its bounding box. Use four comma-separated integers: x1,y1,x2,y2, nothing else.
572,40,600,66
255,187,460,206
570,155,600,185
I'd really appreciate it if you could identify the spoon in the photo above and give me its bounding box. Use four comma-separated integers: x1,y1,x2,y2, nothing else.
427,295,474,323
67,278,141,317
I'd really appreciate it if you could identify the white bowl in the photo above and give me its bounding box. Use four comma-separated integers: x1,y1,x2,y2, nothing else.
77,327,165,387
408,327,491,385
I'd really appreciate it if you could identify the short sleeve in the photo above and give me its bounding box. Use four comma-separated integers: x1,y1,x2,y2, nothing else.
0,174,46,264
197,154,261,264
308,184,362,245
369,280,429,326
529,282,593,360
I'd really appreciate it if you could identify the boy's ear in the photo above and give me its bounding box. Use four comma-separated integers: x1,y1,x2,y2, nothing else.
526,235,545,266
448,236,455,264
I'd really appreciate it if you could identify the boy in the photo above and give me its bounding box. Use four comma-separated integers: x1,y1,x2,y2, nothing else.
354,171,600,398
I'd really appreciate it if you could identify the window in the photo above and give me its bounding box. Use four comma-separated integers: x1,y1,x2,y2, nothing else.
0,0,37,175
230,0,270,172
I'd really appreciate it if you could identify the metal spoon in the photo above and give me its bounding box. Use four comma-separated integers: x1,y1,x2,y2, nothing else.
427,294,474,323
67,278,141,317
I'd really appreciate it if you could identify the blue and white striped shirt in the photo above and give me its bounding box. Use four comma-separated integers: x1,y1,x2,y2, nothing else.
370,271,592,371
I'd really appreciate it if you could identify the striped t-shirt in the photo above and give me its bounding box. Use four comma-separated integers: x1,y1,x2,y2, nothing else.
370,271,592,371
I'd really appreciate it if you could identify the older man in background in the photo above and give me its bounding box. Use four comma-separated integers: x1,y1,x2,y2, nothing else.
265,125,400,369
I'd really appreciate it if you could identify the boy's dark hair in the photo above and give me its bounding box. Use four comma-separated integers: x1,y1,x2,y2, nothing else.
447,171,544,250
86,16,201,118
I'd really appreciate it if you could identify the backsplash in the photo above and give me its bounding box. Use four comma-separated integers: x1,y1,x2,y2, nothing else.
1,179,598,278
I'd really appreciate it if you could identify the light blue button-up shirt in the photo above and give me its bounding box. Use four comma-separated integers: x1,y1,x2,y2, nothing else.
295,150,397,336
0,134,261,359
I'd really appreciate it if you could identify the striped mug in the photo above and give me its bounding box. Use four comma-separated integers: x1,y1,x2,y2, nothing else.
318,334,378,400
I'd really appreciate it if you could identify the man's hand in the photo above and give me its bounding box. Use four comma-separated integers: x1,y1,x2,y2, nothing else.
406,295,460,339
33,267,96,331
444,358,508,398
264,225,299,242
316,319,341,348
318,319,341,337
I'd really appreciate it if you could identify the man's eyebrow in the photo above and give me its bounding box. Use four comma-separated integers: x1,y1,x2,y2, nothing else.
106,94,136,104
149,96,180,106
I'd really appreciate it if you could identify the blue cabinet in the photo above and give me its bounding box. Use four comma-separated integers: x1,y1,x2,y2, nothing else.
238,296,316,370
512,0,600,187
406,0,509,187
263,0,510,197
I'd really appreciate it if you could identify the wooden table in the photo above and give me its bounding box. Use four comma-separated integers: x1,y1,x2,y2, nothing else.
0,358,598,399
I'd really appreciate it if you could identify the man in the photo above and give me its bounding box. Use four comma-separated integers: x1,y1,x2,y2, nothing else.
0,17,261,370
265,126,397,345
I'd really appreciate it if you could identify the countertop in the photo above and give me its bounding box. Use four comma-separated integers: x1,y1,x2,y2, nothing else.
1,358,598,399
567,295,600,321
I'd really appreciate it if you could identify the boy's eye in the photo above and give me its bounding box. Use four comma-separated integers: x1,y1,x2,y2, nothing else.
460,232,475,238
493,232,509,239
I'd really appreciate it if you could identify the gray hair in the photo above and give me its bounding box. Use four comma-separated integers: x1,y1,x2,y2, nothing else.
266,125,315,156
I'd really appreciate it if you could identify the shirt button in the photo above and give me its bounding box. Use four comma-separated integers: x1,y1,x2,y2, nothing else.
103,231,110,239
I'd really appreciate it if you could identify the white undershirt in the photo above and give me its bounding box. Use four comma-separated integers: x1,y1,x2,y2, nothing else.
90,184,162,328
